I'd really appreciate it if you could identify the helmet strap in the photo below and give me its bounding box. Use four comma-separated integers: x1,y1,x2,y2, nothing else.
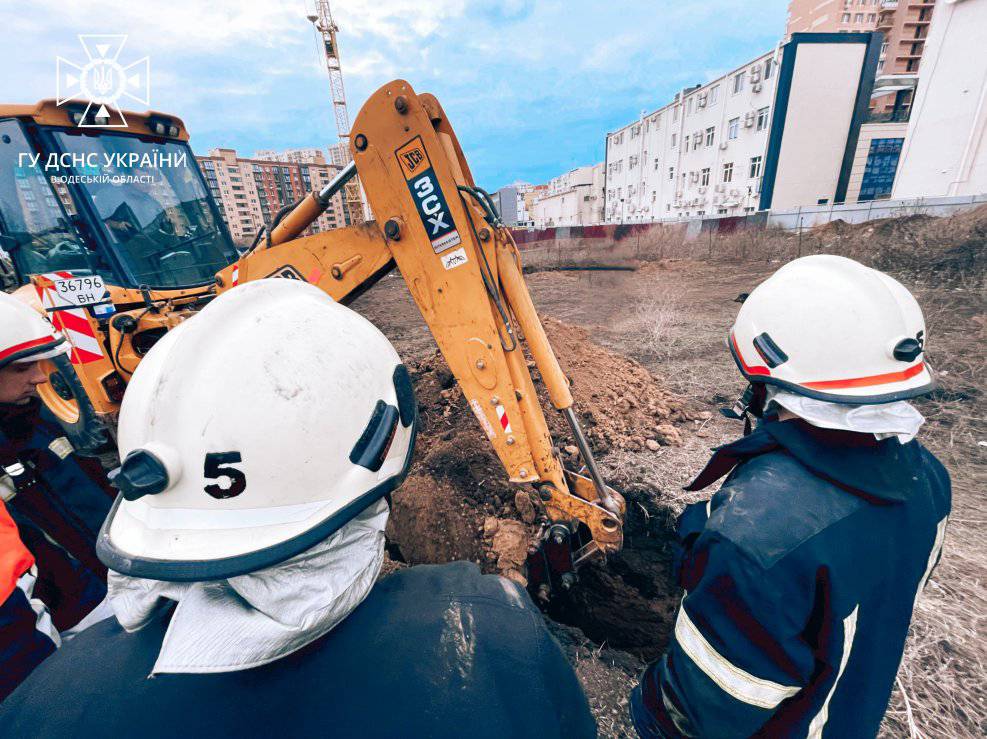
719,383,768,436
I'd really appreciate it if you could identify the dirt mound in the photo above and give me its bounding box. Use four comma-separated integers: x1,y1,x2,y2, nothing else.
541,318,687,451
385,317,690,657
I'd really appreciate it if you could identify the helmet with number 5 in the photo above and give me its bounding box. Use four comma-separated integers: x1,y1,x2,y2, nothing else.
96,279,417,581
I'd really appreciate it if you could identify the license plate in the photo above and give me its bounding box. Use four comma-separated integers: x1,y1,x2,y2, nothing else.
53,275,109,306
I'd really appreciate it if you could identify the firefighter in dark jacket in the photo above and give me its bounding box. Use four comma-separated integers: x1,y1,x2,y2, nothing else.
631,255,951,738
1,280,596,738
0,292,113,700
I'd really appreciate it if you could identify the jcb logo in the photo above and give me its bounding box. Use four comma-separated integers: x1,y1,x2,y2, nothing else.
396,137,432,180
402,148,425,173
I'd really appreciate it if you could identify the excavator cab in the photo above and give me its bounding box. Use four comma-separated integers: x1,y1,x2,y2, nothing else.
0,101,237,292
0,101,237,447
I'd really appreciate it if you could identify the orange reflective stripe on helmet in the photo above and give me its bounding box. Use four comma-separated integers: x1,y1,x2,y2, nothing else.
803,362,927,390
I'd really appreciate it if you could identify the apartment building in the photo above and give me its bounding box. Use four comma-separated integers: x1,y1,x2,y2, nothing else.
786,0,882,34
255,148,327,165
605,51,778,221
893,0,987,198
786,0,937,118
197,148,347,245
532,164,605,227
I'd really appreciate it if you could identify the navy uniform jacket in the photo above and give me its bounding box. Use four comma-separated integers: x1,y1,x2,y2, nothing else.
631,419,950,739
1,562,597,738
0,400,112,701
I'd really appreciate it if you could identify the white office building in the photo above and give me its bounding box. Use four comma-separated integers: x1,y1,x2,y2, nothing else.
605,32,889,221
605,50,779,221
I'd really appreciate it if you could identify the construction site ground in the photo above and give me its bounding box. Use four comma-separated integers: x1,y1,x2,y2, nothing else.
352,214,986,738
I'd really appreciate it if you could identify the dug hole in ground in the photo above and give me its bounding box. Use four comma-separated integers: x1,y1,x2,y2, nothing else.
355,205,987,738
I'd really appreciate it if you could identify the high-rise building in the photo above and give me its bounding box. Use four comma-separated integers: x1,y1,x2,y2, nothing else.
327,142,350,167
786,0,937,119
196,148,348,245
254,148,329,165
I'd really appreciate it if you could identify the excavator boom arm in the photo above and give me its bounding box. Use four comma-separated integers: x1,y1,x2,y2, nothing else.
214,81,624,585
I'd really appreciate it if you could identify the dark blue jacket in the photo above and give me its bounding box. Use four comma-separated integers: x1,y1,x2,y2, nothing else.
0,561,597,738
631,419,950,739
0,400,112,701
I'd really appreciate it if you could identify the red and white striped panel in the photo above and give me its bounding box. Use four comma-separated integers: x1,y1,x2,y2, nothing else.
34,272,105,365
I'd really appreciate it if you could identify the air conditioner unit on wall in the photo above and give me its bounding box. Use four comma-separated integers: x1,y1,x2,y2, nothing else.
744,112,755,127
698,186,707,194
715,184,725,193
719,141,728,150
752,83,763,93
698,93,708,107
750,67,762,84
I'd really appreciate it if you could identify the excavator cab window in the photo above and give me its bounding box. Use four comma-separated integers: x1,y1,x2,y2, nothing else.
0,118,113,282
51,129,238,289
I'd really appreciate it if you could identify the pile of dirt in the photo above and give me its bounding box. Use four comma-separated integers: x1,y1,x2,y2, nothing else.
808,204,987,282
384,317,692,657
540,318,687,451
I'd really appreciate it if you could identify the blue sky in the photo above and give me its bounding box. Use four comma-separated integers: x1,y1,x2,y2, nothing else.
1,0,789,189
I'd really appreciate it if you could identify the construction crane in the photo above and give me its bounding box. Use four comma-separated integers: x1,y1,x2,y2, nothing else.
307,1,366,225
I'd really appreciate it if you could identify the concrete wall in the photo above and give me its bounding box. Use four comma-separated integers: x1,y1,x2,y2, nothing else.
769,41,867,210
845,121,909,203
766,192,987,229
892,0,987,199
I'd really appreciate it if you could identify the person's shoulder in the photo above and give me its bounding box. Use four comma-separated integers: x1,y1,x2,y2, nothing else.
707,449,866,570
375,561,535,613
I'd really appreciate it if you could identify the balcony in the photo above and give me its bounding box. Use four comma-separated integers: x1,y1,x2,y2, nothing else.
880,0,898,7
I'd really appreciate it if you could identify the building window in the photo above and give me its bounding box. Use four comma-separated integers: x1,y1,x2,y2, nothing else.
756,107,770,131
683,135,689,151
867,13,875,21
631,124,641,138
859,138,903,201
671,133,677,148
701,168,710,187
693,136,702,151
854,13,863,22
841,12,850,21
723,162,734,183
709,85,719,105
668,166,675,181
705,127,715,146
733,72,745,94
749,155,763,179
764,58,773,80
672,106,679,122
654,157,661,170
686,98,693,115
728,117,740,139
629,155,638,169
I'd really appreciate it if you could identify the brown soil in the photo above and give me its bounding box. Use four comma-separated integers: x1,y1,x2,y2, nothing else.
352,207,986,737
382,319,690,658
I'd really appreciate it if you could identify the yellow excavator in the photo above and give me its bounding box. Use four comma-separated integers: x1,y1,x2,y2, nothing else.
0,81,624,597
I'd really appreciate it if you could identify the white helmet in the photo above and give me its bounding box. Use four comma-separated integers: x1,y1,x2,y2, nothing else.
97,279,416,581
730,255,933,404
0,291,69,370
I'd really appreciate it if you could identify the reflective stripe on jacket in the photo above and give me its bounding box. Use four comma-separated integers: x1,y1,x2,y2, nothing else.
631,419,950,739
